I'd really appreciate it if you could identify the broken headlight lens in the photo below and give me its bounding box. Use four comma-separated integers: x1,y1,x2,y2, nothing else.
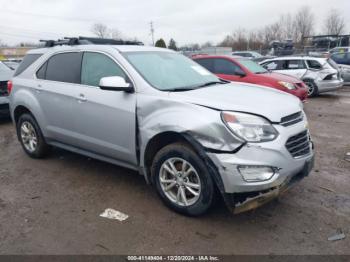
221,111,278,142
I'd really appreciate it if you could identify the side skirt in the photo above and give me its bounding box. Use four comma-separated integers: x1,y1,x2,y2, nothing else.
48,141,139,172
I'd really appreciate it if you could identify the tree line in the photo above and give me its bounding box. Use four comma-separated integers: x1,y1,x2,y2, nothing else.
218,6,346,51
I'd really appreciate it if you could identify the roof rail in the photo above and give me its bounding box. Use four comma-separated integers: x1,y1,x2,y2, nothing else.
39,37,144,47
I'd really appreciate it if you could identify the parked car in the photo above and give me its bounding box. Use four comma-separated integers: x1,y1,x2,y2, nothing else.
260,56,344,96
193,55,308,101
330,52,350,84
252,55,276,63
9,38,314,216
0,61,13,116
329,46,350,55
2,60,20,71
232,51,262,59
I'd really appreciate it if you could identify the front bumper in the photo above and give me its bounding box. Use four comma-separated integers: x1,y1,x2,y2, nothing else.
316,79,343,93
232,155,314,214
208,120,314,213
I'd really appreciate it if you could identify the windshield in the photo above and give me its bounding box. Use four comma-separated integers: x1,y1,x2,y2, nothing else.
238,59,268,74
123,51,220,91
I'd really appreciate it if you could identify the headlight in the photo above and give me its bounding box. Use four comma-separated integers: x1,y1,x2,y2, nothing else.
221,111,278,142
278,81,296,90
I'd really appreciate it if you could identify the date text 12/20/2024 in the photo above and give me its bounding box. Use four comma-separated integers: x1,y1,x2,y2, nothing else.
127,256,220,261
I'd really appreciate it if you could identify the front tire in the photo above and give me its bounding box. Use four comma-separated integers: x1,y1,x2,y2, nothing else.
151,143,215,216
16,113,50,158
304,79,319,97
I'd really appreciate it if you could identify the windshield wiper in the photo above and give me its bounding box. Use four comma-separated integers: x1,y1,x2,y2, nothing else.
166,87,196,92
196,80,229,88
166,80,229,92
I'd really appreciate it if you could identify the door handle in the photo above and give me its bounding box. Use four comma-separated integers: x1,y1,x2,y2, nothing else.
77,93,87,103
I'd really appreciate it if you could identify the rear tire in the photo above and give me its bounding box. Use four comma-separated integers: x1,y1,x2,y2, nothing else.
151,143,215,216
16,113,50,158
304,79,318,97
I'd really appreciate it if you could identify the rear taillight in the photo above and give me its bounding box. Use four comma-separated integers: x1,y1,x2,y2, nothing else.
7,80,13,94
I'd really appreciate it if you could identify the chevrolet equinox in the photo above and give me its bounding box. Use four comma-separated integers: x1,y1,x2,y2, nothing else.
9,37,314,216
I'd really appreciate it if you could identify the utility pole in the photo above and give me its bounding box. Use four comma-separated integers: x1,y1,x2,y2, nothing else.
150,21,155,46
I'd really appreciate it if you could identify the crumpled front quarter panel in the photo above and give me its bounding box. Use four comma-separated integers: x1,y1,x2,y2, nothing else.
137,93,244,167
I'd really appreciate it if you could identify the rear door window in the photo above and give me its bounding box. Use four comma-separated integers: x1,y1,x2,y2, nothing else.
81,52,127,87
195,58,214,72
45,52,83,84
281,60,306,70
262,61,280,70
307,60,322,69
213,58,243,75
14,54,42,77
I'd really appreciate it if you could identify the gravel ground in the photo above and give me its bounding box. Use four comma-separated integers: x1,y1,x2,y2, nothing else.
0,87,349,255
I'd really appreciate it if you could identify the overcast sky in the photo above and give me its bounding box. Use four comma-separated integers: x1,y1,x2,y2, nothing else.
0,0,349,46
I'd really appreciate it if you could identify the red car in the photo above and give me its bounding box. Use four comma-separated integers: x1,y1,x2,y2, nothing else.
192,55,308,101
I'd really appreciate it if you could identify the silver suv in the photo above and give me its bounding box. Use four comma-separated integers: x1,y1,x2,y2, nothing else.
9,38,314,216
260,56,343,97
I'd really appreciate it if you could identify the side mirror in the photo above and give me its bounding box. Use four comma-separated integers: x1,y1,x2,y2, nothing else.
99,76,134,93
235,70,247,78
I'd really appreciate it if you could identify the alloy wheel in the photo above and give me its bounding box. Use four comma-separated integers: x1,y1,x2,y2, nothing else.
159,157,201,207
20,121,38,153
305,81,315,96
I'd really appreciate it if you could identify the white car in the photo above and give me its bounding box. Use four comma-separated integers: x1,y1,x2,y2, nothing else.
232,51,262,59
260,56,343,96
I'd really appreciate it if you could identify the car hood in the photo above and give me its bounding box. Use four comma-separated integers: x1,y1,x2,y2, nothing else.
169,82,302,122
257,72,302,83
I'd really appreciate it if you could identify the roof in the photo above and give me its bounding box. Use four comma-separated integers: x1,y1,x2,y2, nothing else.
262,56,327,61
27,45,174,55
192,54,246,60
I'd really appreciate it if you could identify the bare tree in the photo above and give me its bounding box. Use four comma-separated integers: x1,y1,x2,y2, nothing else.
201,41,213,48
279,14,295,40
91,23,109,38
293,6,314,46
219,35,234,47
324,9,346,35
232,28,248,50
247,31,264,51
110,28,122,39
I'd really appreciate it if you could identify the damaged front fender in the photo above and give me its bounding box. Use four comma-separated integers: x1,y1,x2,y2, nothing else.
137,95,244,169
138,97,244,154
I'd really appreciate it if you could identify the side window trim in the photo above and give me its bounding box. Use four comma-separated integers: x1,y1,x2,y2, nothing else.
33,50,136,90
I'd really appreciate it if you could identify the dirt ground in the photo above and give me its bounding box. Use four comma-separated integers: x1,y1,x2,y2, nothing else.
0,88,349,255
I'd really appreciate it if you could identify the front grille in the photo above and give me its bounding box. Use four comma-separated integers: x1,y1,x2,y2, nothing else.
281,112,303,127
286,130,311,158
0,81,8,97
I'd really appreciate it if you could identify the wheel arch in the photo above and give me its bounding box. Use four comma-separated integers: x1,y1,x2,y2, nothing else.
142,131,226,194
13,105,33,124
